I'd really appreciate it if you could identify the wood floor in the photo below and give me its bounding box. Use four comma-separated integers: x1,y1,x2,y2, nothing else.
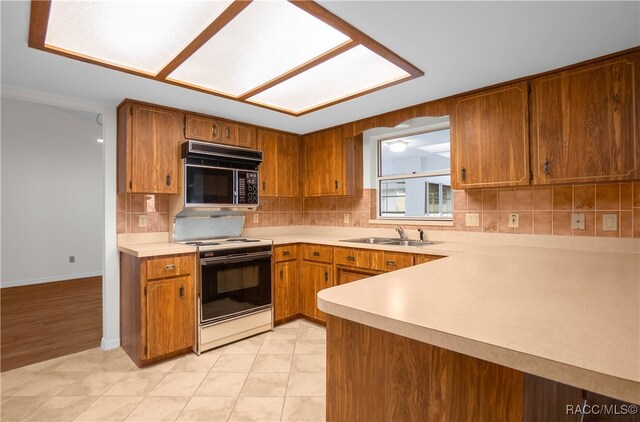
1,276,102,372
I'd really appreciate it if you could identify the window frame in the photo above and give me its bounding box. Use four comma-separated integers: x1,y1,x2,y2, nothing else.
376,122,452,222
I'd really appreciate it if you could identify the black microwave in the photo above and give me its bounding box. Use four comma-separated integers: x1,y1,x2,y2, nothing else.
181,141,262,210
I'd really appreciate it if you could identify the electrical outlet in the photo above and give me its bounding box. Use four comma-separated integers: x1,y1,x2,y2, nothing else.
571,213,585,230
344,213,350,224
138,214,147,228
465,213,480,227
253,214,260,224
602,214,618,231
508,213,519,228
69,256,75,263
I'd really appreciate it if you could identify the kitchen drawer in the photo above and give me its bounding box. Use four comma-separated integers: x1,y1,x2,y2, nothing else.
414,254,444,265
145,254,194,280
301,244,333,263
334,247,383,270
381,252,414,271
274,244,298,262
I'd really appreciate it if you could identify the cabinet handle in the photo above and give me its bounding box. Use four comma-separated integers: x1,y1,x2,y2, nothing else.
279,270,283,279
324,271,328,282
179,286,185,298
165,264,177,271
334,180,338,190
262,181,266,191
211,124,218,138
166,174,171,186
283,251,290,256
461,167,466,181
347,256,356,261
543,159,550,175
386,261,396,267
312,251,320,257
225,127,231,139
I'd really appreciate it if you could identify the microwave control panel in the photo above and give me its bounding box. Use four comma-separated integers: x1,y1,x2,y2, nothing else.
238,171,258,204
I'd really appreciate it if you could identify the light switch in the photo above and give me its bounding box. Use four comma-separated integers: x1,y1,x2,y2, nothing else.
602,214,618,231
465,213,480,227
344,213,350,224
138,214,147,228
253,214,260,224
571,213,585,230
508,213,519,228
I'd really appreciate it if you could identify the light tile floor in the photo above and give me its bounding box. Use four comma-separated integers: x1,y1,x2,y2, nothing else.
1,319,326,422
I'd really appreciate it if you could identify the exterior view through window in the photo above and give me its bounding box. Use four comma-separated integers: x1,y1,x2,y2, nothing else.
378,126,452,220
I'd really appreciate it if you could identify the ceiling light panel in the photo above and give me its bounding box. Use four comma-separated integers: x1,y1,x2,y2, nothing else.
167,1,351,96
45,1,232,75
248,45,410,113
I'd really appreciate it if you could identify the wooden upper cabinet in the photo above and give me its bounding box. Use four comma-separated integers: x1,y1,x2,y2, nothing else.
451,82,530,189
117,102,181,194
303,128,363,196
531,52,640,184
185,114,257,148
258,129,300,197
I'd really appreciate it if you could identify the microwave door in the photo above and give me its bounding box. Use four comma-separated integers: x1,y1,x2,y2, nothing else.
185,164,235,206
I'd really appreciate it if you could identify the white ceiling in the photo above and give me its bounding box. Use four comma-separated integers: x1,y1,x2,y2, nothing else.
2,1,639,134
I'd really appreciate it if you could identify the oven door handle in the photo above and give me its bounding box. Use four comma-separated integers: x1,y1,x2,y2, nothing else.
201,252,272,265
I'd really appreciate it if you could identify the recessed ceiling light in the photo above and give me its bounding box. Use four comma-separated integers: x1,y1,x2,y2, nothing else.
96,137,104,143
29,0,423,116
389,142,407,152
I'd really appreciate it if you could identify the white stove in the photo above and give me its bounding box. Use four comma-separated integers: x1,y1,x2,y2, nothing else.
177,237,273,252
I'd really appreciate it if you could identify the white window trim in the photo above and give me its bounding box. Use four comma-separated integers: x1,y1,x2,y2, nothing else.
375,120,452,223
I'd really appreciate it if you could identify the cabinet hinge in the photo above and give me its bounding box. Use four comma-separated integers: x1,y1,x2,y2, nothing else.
527,83,532,95
529,170,533,181
144,286,147,296
129,107,133,116
129,180,132,189
144,345,148,356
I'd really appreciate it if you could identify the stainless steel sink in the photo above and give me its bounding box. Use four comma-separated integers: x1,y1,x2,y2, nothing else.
341,237,433,247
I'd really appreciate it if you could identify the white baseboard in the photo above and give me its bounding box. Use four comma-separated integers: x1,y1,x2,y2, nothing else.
101,337,120,350
0,271,103,288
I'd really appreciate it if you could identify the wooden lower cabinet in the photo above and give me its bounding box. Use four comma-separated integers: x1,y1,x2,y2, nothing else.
120,252,196,366
336,267,381,285
299,260,333,323
274,260,298,323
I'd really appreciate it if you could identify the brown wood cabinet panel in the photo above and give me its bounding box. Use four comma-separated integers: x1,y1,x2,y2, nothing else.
336,267,381,285
145,255,193,280
299,261,332,323
381,251,414,271
451,82,530,189
278,134,301,197
184,114,235,145
334,247,383,270
531,52,640,184
301,244,333,263
413,254,444,265
326,315,525,422
146,276,194,359
118,102,182,194
274,260,298,322
257,129,279,196
274,244,298,263
235,125,257,149
303,127,362,197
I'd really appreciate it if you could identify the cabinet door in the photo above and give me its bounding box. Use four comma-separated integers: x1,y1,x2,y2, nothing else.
299,261,332,321
131,104,180,194
278,134,301,197
413,254,443,265
451,82,530,189
274,261,298,322
381,252,414,272
313,263,332,322
258,129,279,196
304,128,344,196
236,125,257,149
336,267,379,285
146,278,194,359
531,52,639,184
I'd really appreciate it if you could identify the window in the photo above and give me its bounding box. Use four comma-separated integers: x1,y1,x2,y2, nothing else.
377,124,452,220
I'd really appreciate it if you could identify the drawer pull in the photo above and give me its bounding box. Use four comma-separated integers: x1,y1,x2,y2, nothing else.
347,256,356,261
283,251,290,256
165,264,178,271
385,261,396,267
279,270,283,279
179,286,185,298
312,251,320,257
324,271,329,282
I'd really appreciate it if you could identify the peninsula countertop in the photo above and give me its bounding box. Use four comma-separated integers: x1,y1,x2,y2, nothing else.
317,242,640,404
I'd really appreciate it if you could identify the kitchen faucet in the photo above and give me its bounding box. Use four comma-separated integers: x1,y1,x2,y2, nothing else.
418,228,425,242
395,225,407,240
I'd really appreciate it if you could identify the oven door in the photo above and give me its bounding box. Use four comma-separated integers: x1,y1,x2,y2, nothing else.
200,252,272,325
185,164,236,206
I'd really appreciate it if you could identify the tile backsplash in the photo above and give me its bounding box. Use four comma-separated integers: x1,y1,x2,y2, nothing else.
117,182,640,238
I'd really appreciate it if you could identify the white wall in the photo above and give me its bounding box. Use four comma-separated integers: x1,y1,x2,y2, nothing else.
1,97,103,286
